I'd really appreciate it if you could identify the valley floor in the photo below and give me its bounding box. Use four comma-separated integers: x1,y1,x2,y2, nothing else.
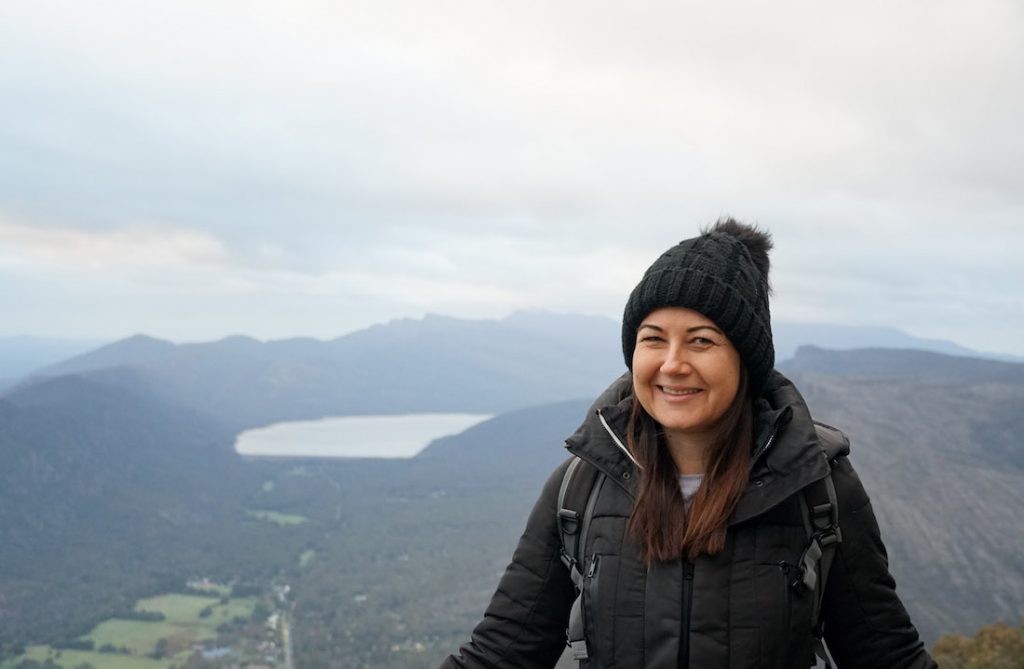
1,588,288,669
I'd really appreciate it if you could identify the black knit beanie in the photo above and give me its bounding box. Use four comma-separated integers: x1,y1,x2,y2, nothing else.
621,218,775,393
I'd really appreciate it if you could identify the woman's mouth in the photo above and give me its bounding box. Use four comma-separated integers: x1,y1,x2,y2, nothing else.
658,386,703,397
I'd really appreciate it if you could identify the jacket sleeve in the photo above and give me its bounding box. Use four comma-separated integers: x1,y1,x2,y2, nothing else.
439,458,576,669
821,457,937,669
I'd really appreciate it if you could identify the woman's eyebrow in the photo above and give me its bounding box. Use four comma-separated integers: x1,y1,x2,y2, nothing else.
638,323,723,335
687,325,723,335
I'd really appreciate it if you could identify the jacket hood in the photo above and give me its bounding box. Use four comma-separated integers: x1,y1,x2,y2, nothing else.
564,369,831,525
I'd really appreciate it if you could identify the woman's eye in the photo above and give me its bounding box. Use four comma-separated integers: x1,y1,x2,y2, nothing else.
691,337,714,346
640,335,664,343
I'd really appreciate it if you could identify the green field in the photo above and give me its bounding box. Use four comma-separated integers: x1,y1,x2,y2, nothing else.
136,594,219,623
2,595,259,669
246,509,309,525
207,597,256,622
299,549,317,567
88,617,204,655
86,593,256,659
2,645,170,669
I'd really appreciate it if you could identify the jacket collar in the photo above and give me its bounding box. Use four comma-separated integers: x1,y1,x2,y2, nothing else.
564,370,830,525
564,373,639,496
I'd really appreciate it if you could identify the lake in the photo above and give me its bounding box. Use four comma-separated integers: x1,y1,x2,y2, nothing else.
234,413,493,458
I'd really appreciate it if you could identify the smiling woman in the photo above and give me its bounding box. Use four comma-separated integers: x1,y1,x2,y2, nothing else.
441,219,937,669
631,307,742,471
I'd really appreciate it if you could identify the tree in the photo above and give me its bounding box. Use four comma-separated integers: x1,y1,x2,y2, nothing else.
933,621,1024,669
151,638,168,660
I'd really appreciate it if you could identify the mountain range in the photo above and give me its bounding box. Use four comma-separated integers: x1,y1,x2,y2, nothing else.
1,312,1023,666
14,313,623,430
8,311,1020,429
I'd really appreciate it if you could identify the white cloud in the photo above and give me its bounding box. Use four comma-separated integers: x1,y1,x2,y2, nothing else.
0,1,1022,352
0,218,227,272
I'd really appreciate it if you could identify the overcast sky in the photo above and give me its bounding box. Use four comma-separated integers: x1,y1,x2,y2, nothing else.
1,0,1022,355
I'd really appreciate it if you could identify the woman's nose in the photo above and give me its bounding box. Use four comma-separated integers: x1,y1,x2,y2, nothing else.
660,346,692,375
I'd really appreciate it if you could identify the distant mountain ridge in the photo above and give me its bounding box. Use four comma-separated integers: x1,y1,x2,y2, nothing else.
16,313,625,431
7,313,1020,432
770,322,1021,362
20,313,1022,382
781,345,1024,383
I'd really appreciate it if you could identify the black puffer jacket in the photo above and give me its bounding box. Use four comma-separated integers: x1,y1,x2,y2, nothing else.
441,372,937,669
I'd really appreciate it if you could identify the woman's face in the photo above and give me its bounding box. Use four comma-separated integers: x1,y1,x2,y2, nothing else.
631,307,742,450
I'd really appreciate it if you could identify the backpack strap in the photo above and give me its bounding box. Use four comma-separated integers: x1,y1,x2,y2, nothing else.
814,421,851,461
794,422,848,668
798,470,840,667
557,456,604,664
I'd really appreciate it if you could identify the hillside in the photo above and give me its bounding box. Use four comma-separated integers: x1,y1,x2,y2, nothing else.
780,350,1024,642
268,399,593,668
0,371,294,655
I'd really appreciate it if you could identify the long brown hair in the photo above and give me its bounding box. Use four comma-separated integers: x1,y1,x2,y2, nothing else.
625,367,753,562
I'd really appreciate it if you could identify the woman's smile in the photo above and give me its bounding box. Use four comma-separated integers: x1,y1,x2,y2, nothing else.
657,385,703,399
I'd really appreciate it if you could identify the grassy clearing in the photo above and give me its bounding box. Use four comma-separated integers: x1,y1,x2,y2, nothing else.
210,597,256,622
87,595,254,656
88,618,200,654
3,645,171,669
135,594,220,623
299,549,316,567
246,509,308,525
3,595,259,669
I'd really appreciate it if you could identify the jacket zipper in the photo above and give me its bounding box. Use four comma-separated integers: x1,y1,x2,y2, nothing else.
597,409,639,466
681,561,695,669
750,406,792,468
750,427,778,465
778,562,795,636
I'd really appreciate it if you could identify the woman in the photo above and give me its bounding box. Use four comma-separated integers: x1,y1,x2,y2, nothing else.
441,219,936,668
